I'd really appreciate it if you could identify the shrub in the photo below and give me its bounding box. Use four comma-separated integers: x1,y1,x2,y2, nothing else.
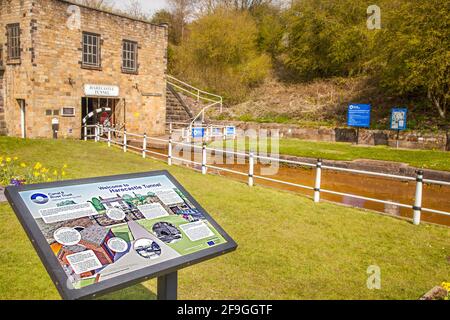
0,157,67,186
171,9,271,103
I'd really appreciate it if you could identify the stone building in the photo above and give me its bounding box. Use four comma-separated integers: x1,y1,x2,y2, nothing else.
0,0,168,138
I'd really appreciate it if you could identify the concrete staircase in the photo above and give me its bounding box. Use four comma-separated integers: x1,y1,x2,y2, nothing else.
165,76,223,136
0,70,7,136
166,84,194,128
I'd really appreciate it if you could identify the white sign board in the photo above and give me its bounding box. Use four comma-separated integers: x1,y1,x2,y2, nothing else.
84,84,120,97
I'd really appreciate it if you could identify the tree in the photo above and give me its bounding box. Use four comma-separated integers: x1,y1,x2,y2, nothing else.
251,2,285,57
195,0,276,13
375,0,449,120
75,0,114,10
151,9,179,45
167,0,197,44
123,0,149,20
282,0,372,79
172,9,271,102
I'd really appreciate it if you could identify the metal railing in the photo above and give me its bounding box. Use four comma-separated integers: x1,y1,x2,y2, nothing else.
167,75,223,108
85,124,450,226
168,122,235,143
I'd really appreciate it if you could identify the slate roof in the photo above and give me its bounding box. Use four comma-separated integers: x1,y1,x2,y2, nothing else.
80,225,111,246
64,244,86,253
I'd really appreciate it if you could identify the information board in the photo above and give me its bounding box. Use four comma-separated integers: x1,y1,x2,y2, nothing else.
225,126,236,136
5,171,237,300
211,127,223,137
347,104,371,128
192,127,206,138
390,108,407,130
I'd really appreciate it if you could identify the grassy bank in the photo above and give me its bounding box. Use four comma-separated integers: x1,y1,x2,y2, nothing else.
211,138,450,172
0,137,449,300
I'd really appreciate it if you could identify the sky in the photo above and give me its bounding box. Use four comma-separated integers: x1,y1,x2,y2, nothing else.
112,0,168,15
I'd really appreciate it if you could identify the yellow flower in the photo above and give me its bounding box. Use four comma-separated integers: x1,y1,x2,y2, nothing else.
33,171,40,177
20,163,27,168
53,170,58,176
61,171,66,177
47,178,52,182
34,162,42,170
63,164,68,169
6,157,11,162
41,167,49,174
442,282,450,291
0,157,3,162
13,157,18,161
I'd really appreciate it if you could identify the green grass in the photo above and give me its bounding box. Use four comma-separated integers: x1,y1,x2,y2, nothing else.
0,137,449,300
212,138,450,171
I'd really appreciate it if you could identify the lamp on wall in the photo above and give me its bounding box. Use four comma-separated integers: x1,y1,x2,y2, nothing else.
68,77,75,86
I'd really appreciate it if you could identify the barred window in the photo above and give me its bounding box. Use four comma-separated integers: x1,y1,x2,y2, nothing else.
7,24,21,60
82,32,101,67
122,40,138,72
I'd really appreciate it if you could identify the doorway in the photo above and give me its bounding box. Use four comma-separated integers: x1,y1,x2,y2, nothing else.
81,97,123,139
17,99,25,138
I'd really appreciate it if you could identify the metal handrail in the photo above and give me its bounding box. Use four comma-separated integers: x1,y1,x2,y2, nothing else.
166,75,224,139
167,75,223,103
189,101,223,132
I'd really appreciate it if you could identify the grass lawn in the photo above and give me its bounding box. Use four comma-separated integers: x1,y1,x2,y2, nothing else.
211,138,450,171
0,137,449,300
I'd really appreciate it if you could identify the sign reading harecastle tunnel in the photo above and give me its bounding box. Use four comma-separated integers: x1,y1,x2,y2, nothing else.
5,171,237,300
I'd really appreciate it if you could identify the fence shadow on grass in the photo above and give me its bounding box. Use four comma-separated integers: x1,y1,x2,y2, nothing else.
98,283,157,300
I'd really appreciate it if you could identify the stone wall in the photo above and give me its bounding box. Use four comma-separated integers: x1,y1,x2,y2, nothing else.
0,0,168,139
211,120,449,151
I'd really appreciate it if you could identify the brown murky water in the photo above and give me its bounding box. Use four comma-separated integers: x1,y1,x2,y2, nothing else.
131,141,450,227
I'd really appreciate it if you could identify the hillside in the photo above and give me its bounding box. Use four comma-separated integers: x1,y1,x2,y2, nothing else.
214,76,444,131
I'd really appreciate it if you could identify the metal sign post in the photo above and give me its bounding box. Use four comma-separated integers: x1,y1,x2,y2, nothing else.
390,108,407,149
157,271,178,300
347,104,371,144
5,171,237,300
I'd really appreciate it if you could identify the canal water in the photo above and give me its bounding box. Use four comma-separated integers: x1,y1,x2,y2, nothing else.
132,141,450,227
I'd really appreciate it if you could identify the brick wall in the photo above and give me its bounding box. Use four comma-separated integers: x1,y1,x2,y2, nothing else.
0,0,168,139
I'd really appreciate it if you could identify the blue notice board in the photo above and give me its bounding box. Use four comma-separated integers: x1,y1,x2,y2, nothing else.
390,108,407,131
225,126,236,136
347,104,371,128
192,127,206,138
211,127,223,137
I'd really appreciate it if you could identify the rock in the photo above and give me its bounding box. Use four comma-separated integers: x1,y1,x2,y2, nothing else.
0,186,6,203
420,286,448,300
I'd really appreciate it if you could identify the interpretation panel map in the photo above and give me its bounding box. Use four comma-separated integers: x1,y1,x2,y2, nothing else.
12,172,232,294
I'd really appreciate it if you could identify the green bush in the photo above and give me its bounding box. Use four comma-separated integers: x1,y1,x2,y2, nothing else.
374,0,449,120
171,9,271,103
283,0,372,79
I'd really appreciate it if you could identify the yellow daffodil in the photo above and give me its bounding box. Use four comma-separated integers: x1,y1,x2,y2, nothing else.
20,163,27,168
62,171,66,177
34,162,42,170
13,157,18,161
53,170,58,176
6,157,11,162
33,171,40,177
63,164,68,169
